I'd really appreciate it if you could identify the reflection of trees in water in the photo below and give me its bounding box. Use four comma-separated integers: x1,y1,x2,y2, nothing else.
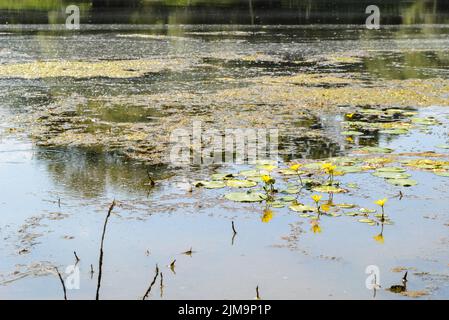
1,0,448,24
35,146,167,198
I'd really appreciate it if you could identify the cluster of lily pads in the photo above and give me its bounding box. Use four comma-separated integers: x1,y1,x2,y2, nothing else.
341,106,443,138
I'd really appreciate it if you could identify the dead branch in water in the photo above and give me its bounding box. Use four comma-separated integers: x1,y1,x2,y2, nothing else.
74,251,80,263
160,272,164,298
142,264,159,300
55,267,67,300
95,200,115,300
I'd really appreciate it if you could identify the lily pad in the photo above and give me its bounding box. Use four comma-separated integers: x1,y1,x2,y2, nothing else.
225,179,258,188
279,195,296,202
376,167,406,173
278,169,302,175
386,178,418,187
357,146,394,154
341,131,364,136
270,201,286,208
211,173,234,180
312,186,347,193
434,171,449,177
337,203,357,209
282,188,301,194
194,181,226,189
239,169,269,177
435,144,449,149
379,129,409,135
358,218,376,225
372,172,411,179
359,208,376,214
224,192,267,202
289,204,317,213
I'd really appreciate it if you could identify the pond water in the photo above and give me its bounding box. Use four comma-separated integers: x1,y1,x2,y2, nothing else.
0,24,449,299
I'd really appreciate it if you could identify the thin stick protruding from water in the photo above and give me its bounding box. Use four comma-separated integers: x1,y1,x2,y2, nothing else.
232,221,237,235
95,200,115,300
142,264,159,300
55,267,67,300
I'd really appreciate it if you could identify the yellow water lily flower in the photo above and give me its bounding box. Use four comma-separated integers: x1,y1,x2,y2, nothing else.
290,163,302,171
374,198,388,207
261,175,274,185
373,233,384,244
346,137,354,143
311,194,322,203
322,163,336,174
262,209,273,223
346,113,354,119
320,204,331,213
311,221,322,234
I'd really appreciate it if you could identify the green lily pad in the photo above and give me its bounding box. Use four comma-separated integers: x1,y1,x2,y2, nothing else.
358,146,394,154
434,171,449,177
328,213,341,217
239,169,269,177
211,173,234,180
345,212,359,217
225,179,258,188
372,172,411,179
279,195,296,202
360,208,376,214
299,213,313,218
289,204,317,213
358,218,375,225
224,192,267,202
312,186,347,193
379,129,409,135
194,181,226,189
282,188,301,194
341,131,364,136
412,117,439,125
386,178,418,187
255,159,277,166
435,144,449,149
270,201,286,208
346,183,359,189
278,169,302,175
337,203,357,209
376,167,406,173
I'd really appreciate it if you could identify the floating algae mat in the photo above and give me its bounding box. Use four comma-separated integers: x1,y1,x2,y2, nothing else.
0,59,191,79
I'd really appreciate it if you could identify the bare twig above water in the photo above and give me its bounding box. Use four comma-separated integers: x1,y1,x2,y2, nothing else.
142,264,159,300
231,221,237,245
55,267,67,300
182,247,194,256
256,285,261,300
74,251,80,263
95,200,116,300
160,272,164,298
170,259,176,275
